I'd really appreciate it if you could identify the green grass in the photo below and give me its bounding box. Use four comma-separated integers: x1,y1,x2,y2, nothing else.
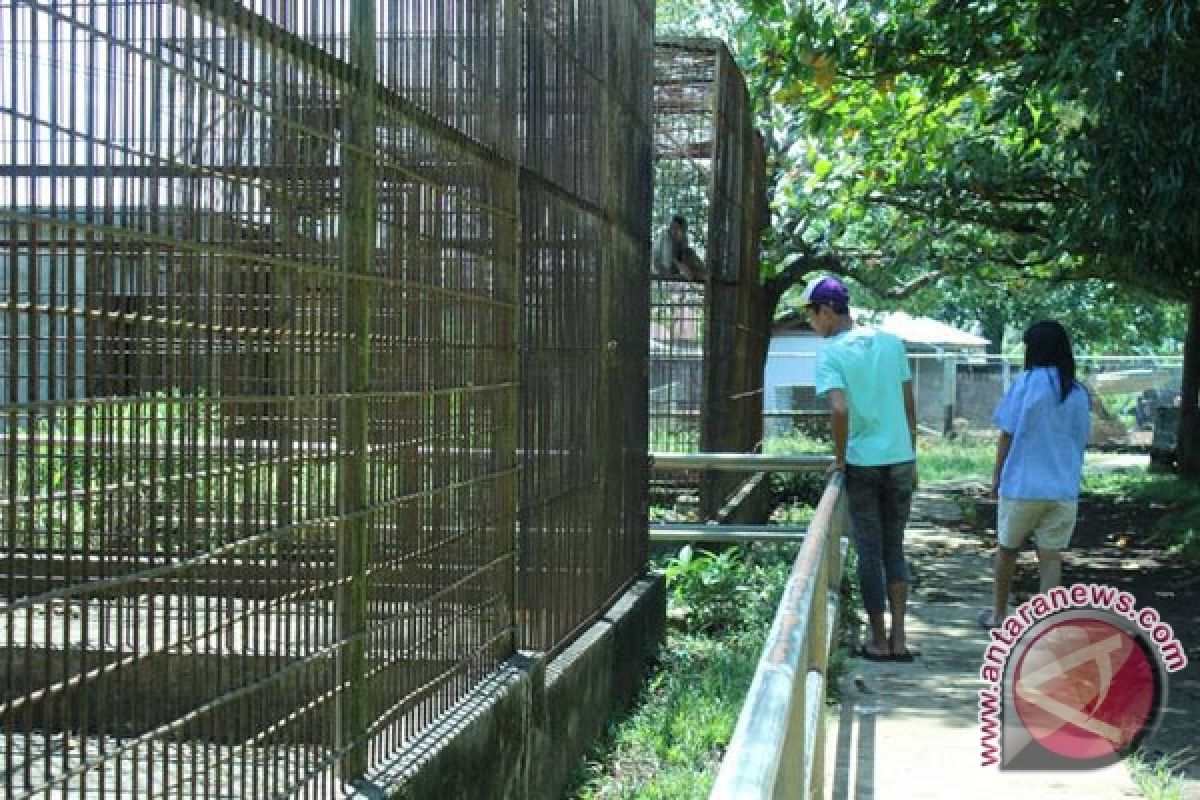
566,534,862,798
763,429,832,456
566,541,804,798
568,631,763,799
1082,468,1200,561
566,607,768,797
766,428,997,484
649,427,699,453
916,436,994,482
1127,751,1192,800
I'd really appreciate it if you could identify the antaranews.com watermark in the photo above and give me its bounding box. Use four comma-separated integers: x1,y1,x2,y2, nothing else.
979,583,1188,769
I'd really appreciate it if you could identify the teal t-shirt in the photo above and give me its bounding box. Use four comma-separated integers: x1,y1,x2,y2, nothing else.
814,327,915,466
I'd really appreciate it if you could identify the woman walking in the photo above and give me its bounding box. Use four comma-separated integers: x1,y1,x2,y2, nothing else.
978,320,1091,629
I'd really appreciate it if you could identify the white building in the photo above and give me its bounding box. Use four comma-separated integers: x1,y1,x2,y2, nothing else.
764,309,990,433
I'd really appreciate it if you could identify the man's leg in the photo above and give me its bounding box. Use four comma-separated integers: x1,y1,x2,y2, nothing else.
887,581,907,654
846,466,890,657
880,462,915,655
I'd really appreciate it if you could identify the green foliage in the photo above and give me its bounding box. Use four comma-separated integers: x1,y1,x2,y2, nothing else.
1082,468,1200,504
11,389,342,553
763,428,832,503
656,0,1194,357
1081,468,1200,563
571,539,801,798
764,426,997,487
754,0,1200,295
1127,750,1190,800
763,428,830,456
568,632,763,799
649,426,700,454
769,501,814,527
662,543,796,634
14,390,228,548
1166,529,1200,561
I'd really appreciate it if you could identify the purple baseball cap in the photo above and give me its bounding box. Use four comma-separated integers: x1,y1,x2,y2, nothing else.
799,275,850,311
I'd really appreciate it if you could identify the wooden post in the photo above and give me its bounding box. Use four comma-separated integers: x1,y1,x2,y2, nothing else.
337,0,376,782
942,351,957,436
499,0,521,653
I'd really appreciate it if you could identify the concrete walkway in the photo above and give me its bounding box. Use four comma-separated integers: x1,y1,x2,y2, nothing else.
824,485,1142,799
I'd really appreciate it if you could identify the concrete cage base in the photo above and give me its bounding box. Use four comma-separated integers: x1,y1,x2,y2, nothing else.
353,575,666,800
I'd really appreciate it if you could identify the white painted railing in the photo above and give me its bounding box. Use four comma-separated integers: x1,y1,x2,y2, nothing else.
647,452,847,799
708,474,846,799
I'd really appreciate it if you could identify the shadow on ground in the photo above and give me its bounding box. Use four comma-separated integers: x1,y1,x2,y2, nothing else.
826,479,1197,799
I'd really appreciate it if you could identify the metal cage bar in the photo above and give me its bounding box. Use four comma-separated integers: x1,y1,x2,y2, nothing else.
649,39,768,518
0,1,653,795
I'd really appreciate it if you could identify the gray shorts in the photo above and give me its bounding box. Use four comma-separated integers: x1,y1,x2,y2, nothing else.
997,498,1078,551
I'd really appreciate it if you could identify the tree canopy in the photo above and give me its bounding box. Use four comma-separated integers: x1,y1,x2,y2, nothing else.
656,0,1197,354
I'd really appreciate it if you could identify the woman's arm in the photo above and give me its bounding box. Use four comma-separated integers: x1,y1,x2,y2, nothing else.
992,431,1013,498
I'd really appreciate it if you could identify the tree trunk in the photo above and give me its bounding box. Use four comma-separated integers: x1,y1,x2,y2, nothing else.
1175,287,1200,476
980,308,1006,355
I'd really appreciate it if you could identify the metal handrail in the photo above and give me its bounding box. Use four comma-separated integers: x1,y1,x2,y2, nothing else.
649,452,832,471
648,524,807,544
708,473,847,800
646,450,845,797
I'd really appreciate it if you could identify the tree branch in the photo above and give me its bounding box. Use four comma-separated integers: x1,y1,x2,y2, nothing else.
868,192,1052,238
879,270,946,298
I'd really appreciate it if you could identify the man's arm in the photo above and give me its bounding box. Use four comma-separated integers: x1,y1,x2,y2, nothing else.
826,388,849,473
903,380,917,450
903,380,918,489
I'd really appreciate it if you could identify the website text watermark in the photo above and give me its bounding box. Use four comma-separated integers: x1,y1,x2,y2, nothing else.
978,583,1188,768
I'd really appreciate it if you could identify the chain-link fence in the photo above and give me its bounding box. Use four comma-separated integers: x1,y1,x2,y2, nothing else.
766,347,1183,447
0,1,652,796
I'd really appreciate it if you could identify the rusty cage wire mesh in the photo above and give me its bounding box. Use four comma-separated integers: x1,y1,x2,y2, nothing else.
516,1,654,654
650,39,768,519
0,1,652,796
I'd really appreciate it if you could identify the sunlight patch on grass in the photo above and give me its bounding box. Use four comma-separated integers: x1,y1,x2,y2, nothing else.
766,429,997,485
916,437,994,482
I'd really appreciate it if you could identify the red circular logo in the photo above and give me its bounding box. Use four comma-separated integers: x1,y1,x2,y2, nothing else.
1012,617,1157,760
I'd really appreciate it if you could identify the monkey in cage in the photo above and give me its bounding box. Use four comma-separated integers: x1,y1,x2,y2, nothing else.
652,214,707,282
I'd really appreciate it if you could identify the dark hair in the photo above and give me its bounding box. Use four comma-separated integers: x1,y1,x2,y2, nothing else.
670,214,687,229
1023,320,1076,402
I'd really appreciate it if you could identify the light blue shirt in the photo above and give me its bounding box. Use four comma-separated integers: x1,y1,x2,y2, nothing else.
814,327,915,466
994,367,1091,500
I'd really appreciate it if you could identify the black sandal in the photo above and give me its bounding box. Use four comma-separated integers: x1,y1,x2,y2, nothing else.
854,644,892,662
977,609,999,630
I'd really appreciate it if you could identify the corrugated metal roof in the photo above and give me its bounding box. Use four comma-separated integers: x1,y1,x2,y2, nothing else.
774,308,989,349
861,310,990,348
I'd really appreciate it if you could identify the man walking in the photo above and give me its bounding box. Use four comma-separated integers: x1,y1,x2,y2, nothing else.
802,275,918,661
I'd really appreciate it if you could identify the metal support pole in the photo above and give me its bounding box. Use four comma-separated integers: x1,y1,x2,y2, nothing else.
337,0,376,781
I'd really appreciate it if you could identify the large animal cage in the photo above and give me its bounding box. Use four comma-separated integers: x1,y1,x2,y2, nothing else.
0,1,653,797
649,39,768,518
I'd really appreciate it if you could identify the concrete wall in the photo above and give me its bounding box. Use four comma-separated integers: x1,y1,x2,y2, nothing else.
353,575,666,800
